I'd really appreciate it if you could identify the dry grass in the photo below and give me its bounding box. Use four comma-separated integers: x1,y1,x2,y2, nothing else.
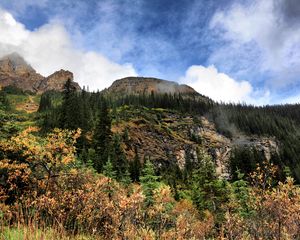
0,225,100,240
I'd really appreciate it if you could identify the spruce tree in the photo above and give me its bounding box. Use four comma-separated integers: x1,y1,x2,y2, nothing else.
110,134,128,181
190,149,230,221
59,78,83,130
121,169,132,186
103,158,117,179
130,146,141,182
140,159,160,206
38,92,52,112
81,88,93,132
93,97,112,172
231,170,253,218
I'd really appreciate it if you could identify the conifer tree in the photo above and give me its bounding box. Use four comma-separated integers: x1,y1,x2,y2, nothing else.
110,134,128,181
140,159,160,206
130,146,141,182
231,170,253,218
38,93,52,112
121,169,132,187
59,78,83,130
81,88,93,132
103,158,117,179
191,149,229,221
93,97,112,172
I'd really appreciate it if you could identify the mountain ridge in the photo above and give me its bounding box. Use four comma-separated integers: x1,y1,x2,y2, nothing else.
104,76,198,95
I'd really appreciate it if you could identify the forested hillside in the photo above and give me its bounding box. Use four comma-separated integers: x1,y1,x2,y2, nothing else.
1,81,300,239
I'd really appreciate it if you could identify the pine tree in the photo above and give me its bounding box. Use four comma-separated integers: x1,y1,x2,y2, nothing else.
103,158,117,179
86,148,96,170
38,93,52,112
93,97,112,172
121,169,132,186
81,88,93,132
130,146,141,182
140,159,160,206
231,170,253,218
110,134,128,181
59,78,83,130
190,149,230,221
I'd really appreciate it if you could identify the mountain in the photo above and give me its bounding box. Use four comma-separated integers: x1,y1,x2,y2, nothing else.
0,53,80,93
104,77,198,95
1,54,298,181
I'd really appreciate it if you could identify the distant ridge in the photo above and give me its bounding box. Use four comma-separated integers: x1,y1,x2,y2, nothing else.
104,76,198,95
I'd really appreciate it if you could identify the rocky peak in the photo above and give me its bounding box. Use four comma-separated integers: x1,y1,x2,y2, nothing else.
105,77,198,95
47,69,74,82
0,53,80,93
36,69,80,93
0,52,34,74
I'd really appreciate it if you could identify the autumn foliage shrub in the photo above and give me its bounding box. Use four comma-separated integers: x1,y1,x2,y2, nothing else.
223,162,300,239
2,128,300,239
0,127,214,239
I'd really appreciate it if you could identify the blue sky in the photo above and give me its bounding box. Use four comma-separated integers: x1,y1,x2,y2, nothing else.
0,0,299,104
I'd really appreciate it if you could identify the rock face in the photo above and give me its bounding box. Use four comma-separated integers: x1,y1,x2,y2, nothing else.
0,53,44,92
36,70,81,93
0,53,80,93
112,106,279,179
105,77,198,95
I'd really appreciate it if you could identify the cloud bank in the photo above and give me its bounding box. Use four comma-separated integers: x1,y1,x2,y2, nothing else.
210,0,300,90
180,65,270,104
181,65,252,103
0,8,137,91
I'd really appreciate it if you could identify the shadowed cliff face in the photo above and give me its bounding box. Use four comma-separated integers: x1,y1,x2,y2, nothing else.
0,53,80,93
105,77,198,95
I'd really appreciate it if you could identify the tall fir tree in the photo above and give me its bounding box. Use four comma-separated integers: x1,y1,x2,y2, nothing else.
190,149,230,221
110,134,128,181
92,97,112,172
59,78,83,130
103,158,117,179
38,93,52,112
130,146,141,182
140,159,160,206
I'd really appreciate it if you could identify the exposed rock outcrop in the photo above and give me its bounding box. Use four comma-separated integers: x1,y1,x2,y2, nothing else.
0,53,44,92
36,70,80,93
112,107,279,179
0,53,80,93
105,77,198,95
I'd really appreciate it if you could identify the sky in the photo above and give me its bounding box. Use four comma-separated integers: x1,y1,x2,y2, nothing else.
0,0,299,105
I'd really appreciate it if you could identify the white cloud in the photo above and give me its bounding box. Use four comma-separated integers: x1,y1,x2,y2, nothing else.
180,65,252,103
280,94,300,104
209,0,300,88
180,65,270,105
0,8,137,90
